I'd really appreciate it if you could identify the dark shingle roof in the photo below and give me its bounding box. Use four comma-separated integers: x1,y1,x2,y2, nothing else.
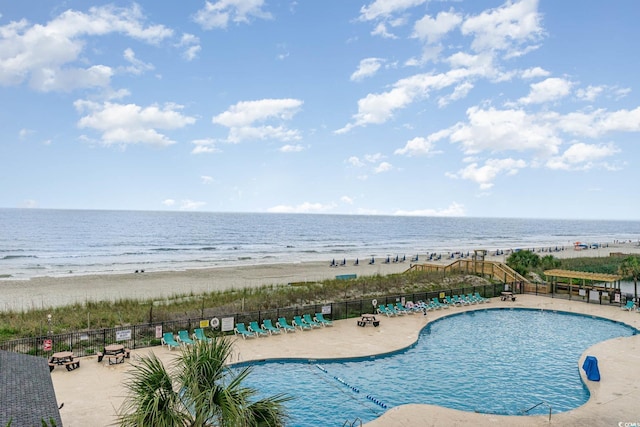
0,350,63,427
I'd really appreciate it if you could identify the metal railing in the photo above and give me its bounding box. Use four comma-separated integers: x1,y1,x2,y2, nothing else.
1,283,507,358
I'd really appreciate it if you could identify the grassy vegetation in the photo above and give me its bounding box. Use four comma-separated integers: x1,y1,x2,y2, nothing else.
0,270,482,342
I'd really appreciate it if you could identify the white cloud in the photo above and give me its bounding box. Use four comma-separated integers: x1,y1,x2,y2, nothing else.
122,48,154,75
364,153,384,163
438,81,474,107
449,106,562,156
413,10,462,44
193,0,272,30
179,199,206,210
279,144,304,152
348,156,365,167
267,201,337,213
191,138,220,154
394,202,465,217
74,100,196,147
351,58,384,81
0,4,172,91
374,161,393,173
576,85,604,102
162,199,175,206
371,22,397,39
449,158,527,190
394,136,439,156
213,98,303,143
461,0,544,55
201,175,214,184
521,66,550,79
176,33,201,61
340,196,354,204
518,77,573,105
20,199,38,208
553,107,640,138
546,142,620,170
359,0,427,21
19,128,34,139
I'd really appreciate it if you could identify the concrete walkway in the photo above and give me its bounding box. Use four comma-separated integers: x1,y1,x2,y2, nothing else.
50,295,640,426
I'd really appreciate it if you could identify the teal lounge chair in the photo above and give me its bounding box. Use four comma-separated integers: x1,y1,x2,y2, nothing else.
622,301,636,311
314,313,333,326
234,323,256,339
161,332,180,350
177,330,195,345
293,316,312,331
386,303,403,315
277,317,296,333
377,304,394,316
395,302,412,314
444,295,458,306
249,321,269,337
465,294,479,304
452,295,467,306
303,313,322,328
474,292,489,303
262,319,282,334
193,328,211,343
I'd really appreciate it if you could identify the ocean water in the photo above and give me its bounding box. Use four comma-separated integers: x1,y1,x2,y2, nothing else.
1,208,640,280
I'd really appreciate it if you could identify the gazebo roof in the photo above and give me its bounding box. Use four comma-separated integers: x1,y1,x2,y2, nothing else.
543,269,621,283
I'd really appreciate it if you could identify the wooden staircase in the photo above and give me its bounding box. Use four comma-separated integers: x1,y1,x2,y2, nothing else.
405,259,529,286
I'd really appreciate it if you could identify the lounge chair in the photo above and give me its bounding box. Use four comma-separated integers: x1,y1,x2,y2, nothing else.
394,302,411,314
622,301,636,311
276,317,296,333
452,295,467,306
161,332,180,350
301,313,321,328
474,292,489,303
193,328,212,343
249,321,269,337
234,323,256,339
293,316,312,331
444,295,458,306
432,298,449,309
377,304,393,316
262,319,282,335
177,330,195,345
462,294,477,305
314,313,333,326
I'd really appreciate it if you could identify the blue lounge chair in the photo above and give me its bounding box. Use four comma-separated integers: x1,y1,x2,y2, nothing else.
277,317,296,333
262,319,281,335
193,328,211,343
452,295,467,306
303,313,322,328
177,330,195,345
377,304,393,316
384,303,401,315
249,321,269,337
314,313,333,326
474,292,489,303
293,316,312,331
161,332,180,350
394,302,411,314
444,295,459,306
622,301,636,311
234,323,256,339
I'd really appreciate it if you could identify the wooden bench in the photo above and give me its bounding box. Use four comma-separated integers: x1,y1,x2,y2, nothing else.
97,352,104,362
64,360,80,371
48,362,56,372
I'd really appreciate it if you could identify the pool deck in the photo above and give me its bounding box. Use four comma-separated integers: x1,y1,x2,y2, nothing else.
51,295,640,426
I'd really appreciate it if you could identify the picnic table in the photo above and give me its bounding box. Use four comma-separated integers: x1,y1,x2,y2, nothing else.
97,344,131,364
49,351,80,371
501,291,517,301
357,314,380,327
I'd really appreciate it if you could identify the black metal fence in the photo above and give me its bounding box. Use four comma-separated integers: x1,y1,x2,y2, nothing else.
1,281,628,359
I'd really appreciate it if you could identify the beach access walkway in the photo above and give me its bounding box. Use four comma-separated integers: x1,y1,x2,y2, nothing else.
50,295,640,427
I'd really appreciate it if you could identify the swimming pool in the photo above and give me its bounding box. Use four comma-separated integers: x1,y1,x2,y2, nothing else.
237,308,637,426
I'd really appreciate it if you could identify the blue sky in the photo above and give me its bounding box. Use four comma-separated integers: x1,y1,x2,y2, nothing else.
1,0,639,220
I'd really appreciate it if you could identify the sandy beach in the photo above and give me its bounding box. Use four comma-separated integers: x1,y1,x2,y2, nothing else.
1,241,639,311
49,295,640,427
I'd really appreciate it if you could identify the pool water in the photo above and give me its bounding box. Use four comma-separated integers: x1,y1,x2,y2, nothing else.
238,308,637,426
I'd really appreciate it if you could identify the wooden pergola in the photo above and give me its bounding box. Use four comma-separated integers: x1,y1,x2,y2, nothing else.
544,269,622,302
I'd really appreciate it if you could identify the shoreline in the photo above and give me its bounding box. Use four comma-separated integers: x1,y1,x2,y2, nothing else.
1,242,640,311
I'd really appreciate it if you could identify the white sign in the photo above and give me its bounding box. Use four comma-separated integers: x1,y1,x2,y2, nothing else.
321,305,331,314
155,325,163,339
221,317,235,333
116,329,132,341
589,290,600,302
578,289,586,296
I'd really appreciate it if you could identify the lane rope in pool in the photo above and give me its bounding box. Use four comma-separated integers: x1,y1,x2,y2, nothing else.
316,364,389,409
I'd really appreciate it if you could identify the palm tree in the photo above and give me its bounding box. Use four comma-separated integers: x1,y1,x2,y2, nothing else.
506,250,540,276
619,255,640,300
117,337,291,427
